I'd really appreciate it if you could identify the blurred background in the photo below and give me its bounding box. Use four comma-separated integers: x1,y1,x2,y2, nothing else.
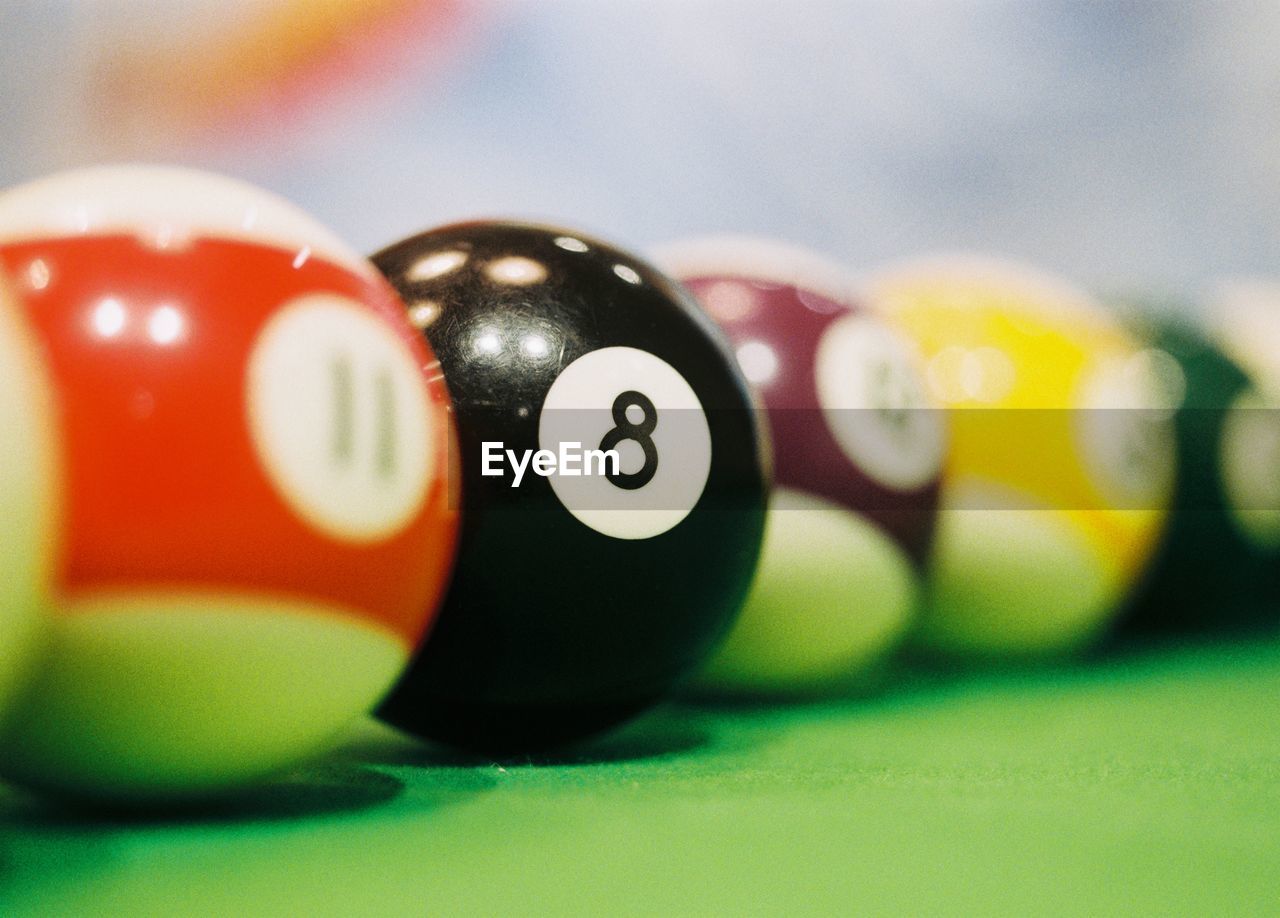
0,0,1274,302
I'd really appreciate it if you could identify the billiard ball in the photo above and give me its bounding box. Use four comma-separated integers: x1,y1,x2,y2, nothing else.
0,272,52,725
372,221,768,751
1210,280,1280,554
1119,313,1280,634
866,256,1175,658
0,165,457,799
1206,279,1280,615
655,237,944,695
1210,278,1280,395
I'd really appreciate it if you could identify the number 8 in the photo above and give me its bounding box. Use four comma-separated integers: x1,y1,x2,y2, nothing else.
599,390,659,490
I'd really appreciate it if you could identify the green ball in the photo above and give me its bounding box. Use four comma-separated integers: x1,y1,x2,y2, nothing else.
1120,316,1280,634
695,489,918,697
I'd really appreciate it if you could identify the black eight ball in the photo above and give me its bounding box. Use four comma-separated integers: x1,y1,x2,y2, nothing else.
372,222,768,752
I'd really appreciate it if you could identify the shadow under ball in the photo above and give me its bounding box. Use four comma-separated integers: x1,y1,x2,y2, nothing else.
373,222,768,752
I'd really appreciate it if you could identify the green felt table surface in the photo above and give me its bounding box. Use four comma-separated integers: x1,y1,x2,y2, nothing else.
2,639,1279,916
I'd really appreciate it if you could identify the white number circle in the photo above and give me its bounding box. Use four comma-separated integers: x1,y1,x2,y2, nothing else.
815,314,946,491
1075,350,1178,508
539,346,712,540
1220,388,1280,549
247,294,435,542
